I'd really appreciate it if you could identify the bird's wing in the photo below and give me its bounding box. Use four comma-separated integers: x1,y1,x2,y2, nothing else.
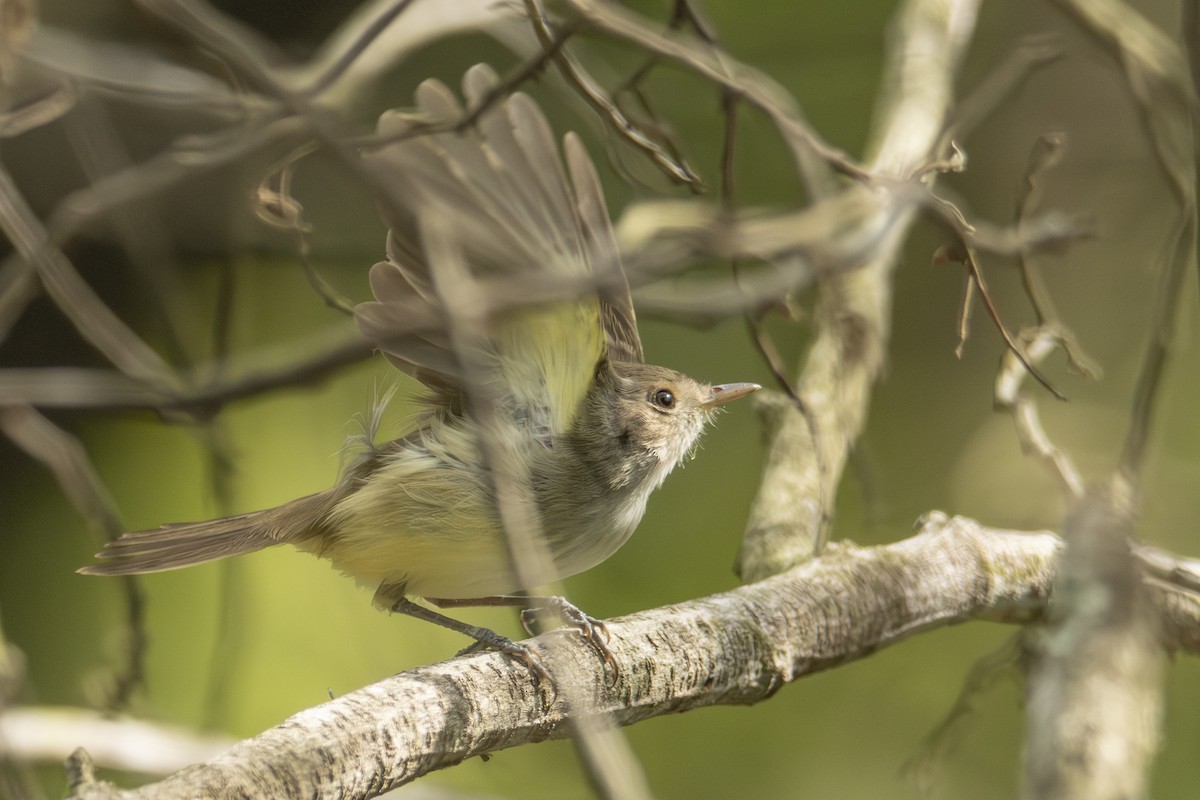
355,64,641,438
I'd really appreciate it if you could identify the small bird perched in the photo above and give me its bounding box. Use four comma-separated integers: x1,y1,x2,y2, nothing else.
81,65,758,666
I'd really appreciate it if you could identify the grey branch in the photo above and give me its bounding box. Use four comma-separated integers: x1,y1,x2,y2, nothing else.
737,0,980,579
1024,482,1165,800
62,515,1200,798
2,708,233,776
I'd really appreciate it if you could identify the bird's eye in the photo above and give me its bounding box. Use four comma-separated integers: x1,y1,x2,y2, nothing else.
651,389,675,409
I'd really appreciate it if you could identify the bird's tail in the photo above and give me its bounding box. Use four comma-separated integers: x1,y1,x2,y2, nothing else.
78,491,336,576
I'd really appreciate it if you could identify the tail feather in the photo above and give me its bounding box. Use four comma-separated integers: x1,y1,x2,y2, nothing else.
79,491,336,576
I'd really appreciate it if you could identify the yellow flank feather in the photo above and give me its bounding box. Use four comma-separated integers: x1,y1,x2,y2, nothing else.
314,298,603,599
494,298,606,438
312,420,507,599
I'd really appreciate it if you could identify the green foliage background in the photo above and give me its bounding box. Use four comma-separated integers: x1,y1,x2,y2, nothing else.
2,0,1198,797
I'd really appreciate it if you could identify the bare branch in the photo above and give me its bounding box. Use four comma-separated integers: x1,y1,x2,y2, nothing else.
0,407,147,709
1,707,233,776
61,515,1200,798
1052,0,1198,482
524,0,701,189
561,0,869,187
738,0,982,580
0,161,176,386
940,243,1068,400
417,210,653,800
995,328,1086,498
1024,482,1165,800
0,329,369,414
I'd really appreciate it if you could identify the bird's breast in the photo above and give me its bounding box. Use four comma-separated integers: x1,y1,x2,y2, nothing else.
310,424,654,599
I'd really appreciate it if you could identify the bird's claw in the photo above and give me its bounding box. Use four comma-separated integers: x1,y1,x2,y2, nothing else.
455,630,551,686
520,598,618,680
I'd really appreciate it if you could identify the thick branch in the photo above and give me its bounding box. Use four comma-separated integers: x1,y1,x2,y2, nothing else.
1024,483,1164,800
65,516,1200,798
738,0,981,579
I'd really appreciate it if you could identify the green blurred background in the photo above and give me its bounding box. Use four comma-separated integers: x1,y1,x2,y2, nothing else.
2,0,1198,797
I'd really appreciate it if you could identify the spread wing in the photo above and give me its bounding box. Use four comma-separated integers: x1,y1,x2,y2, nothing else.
355,64,641,438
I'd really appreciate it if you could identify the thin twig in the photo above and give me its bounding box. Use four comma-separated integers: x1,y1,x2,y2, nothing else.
562,0,865,188
0,330,370,413
418,212,654,800
994,327,1086,497
303,0,417,97
0,162,177,387
1015,133,1068,325
523,0,701,189
936,242,1068,401
0,407,146,709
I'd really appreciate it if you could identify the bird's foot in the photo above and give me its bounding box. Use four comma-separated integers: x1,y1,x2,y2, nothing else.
520,597,617,680
454,630,551,685
390,596,551,685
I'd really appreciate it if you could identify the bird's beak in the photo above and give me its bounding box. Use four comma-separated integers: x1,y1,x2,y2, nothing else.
703,382,761,407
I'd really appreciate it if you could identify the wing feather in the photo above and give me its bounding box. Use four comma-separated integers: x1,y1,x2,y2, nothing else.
564,132,642,363
356,63,636,439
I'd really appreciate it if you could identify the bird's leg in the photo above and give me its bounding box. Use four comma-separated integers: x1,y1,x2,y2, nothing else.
389,597,549,683
430,595,616,677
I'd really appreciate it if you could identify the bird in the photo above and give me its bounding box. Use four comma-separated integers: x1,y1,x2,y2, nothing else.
81,64,759,670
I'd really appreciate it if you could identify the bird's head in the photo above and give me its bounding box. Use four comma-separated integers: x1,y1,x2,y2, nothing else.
572,360,760,492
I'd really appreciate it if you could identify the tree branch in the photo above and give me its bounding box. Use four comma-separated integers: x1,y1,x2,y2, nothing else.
738,0,981,580
63,514,1200,798
1024,482,1165,800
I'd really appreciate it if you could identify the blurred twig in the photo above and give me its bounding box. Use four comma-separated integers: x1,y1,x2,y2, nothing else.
994,134,1100,499
0,114,310,346
0,80,76,139
1049,0,1198,483
1052,0,1200,116
1,706,234,775
1015,133,1071,325
1061,0,1199,481
420,213,653,800
62,97,194,367
0,407,146,710
0,161,177,387
1024,482,1164,800
942,36,1063,144
903,635,1022,794
301,0,417,98
0,329,369,413
0,603,43,800
1016,7,1196,797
